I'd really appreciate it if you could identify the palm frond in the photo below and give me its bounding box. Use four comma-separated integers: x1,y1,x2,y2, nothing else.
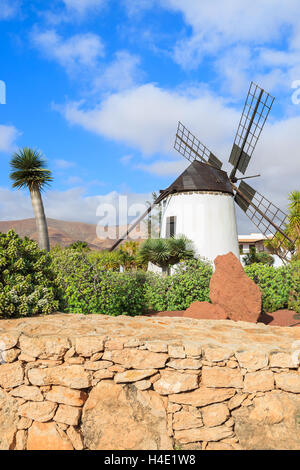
10,147,53,191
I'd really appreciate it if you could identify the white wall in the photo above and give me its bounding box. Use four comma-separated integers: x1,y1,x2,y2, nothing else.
161,192,239,263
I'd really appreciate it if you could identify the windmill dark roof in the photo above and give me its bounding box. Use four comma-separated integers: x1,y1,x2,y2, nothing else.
162,160,233,197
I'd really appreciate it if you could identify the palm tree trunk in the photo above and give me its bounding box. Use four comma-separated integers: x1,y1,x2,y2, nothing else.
29,186,50,251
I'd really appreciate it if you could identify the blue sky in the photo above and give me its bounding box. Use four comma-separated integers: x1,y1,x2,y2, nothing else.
0,0,300,233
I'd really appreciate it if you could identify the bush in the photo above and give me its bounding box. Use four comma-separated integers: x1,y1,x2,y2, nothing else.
0,230,60,318
88,250,122,271
245,261,300,313
144,259,212,311
67,240,90,251
51,249,147,315
51,248,299,316
287,262,300,313
243,248,274,266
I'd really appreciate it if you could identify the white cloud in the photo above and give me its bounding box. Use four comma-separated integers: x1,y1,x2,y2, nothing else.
120,154,133,165
123,0,155,16
0,0,20,20
93,51,141,92
0,188,33,221
0,125,20,153
151,1,300,96
31,30,141,93
31,29,105,73
162,0,300,53
0,187,151,227
66,176,83,185
62,0,107,16
56,80,299,236
58,83,238,155
44,0,107,23
54,159,76,169
137,159,187,176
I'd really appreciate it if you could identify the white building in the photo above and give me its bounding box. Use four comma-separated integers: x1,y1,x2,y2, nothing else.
159,160,240,262
238,232,283,267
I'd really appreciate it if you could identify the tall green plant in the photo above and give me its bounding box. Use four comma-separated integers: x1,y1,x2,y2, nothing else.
264,190,300,262
138,236,195,274
10,148,53,252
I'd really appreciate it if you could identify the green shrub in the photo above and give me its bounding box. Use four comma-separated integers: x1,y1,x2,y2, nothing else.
51,247,299,316
51,249,147,315
67,240,90,251
88,250,122,271
245,261,300,313
0,230,60,318
288,261,300,313
243,248,274,266
144,259,212,311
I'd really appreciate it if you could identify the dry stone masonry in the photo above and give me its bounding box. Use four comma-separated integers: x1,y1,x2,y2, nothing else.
0,313,300,450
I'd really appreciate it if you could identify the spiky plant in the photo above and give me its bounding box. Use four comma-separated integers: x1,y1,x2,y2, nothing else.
287,190,300,258
264,190,300,262
10,147,53,252
138,236,195,274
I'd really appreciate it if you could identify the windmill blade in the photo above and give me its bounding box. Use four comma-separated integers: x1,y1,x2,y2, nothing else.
109,190,170,251
174,121,223,169
232,180,295,248
229,82,275,178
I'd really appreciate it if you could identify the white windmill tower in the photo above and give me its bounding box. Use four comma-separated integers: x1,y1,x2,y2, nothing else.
110,82,296,263
159,156,240,261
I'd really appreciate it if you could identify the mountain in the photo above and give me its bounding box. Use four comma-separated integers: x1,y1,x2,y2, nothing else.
0,218,148,250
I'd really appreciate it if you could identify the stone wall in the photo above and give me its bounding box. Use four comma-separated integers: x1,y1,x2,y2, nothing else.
0,314,300,450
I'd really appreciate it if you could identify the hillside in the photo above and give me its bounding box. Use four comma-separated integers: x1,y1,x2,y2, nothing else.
0,218,147,250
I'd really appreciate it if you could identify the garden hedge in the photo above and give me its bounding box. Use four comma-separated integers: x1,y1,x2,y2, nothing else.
0,230,60,317
0,233,298,318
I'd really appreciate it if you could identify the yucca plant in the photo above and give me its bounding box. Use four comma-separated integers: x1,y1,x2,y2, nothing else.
287,190,300,259
264,190,300,262
10,147,53,252
138,235,195,274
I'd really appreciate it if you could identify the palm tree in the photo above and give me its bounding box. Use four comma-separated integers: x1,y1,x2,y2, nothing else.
264,190,299,262
10,148,53,252
287,190,300,258
138,235,195,274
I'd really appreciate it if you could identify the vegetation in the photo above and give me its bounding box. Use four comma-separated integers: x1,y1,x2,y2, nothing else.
144,259,212,311
1,212,299,317
51,248,147,316
245,261,300,313
264,190,300,262
287,190,300,258
10,148,52,252
67,240,90,251
243,246,274,266
138,236,195,274
0,230,60,318
118,241,146,270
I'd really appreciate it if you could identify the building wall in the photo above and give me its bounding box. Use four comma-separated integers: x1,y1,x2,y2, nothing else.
161,192,239,262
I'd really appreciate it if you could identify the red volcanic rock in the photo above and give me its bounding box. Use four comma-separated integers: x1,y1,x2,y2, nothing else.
209,252,262,323
184,301,228,320
259,310,300,327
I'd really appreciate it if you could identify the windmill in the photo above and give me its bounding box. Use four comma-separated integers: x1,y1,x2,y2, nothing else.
110,82,296,262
